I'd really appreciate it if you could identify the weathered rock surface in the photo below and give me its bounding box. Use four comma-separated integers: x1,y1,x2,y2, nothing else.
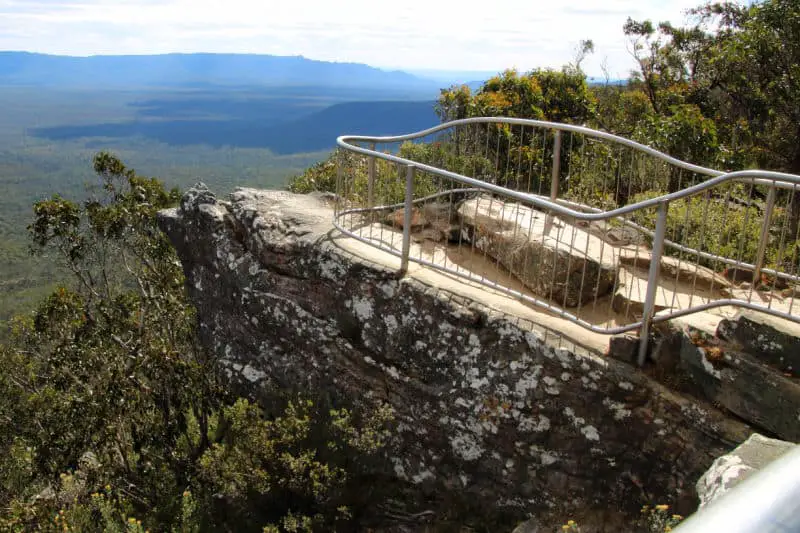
610,257,730,323
457,195,618,307
575,220,645,247
696,433,796,509
159,185,755,530
385,207,427,230
618,250,730,292
717,310,800,378
658,325,800,441
384,202,460,243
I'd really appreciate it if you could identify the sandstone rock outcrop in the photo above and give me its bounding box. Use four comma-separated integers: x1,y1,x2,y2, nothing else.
650,323,800,442
158,185,756,530
717,310,800,378
617,250,730,292
457,195,618,307
384,202,461,243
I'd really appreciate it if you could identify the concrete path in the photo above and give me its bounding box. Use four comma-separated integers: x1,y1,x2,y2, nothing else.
334,213,800,355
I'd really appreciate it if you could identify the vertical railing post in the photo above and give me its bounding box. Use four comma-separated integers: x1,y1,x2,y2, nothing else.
638,201,669,366
399,164,415,275
367,142,376,210
550,130,562,201
753,184,776,284
544,130,562,230
335,148,343,216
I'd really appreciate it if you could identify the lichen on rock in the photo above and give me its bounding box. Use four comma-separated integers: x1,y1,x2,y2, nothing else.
158,186,757,530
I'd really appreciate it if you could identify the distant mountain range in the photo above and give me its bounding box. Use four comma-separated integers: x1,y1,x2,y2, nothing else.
0,51,440,90
406,68,501,85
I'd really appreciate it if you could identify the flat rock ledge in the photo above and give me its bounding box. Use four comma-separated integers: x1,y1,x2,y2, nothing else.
717,310,800,378
159,185,755,531
651,323,800,442
458,196,618,307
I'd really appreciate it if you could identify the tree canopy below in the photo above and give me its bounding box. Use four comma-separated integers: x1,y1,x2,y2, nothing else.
4,1,800,531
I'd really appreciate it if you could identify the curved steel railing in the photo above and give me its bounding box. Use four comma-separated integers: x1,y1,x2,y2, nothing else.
334,118,800,364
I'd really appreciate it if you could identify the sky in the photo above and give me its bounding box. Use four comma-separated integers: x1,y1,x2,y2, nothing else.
0,0,703,79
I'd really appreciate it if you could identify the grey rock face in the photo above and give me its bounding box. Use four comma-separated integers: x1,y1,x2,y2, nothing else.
717,310,800,378
159,186,753,530
457,196,617,307
671,326,800,442
696,433,796,509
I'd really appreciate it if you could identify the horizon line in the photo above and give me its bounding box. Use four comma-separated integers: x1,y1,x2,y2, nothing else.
0,49,625,81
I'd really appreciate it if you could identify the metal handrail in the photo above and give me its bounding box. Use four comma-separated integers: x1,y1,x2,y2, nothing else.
334,118,800,365
553,196,798,283
337,119,800,222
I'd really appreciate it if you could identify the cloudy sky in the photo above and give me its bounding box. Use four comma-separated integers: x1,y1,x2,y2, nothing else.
0,0,702,78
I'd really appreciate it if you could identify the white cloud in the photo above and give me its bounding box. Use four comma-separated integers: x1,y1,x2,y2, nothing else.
0,0,701,77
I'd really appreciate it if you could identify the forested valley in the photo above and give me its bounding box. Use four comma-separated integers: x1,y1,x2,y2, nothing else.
2,1,798,531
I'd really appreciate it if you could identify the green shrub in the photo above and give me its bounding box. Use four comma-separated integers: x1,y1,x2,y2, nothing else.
0,153,396,533
629,187,799,273
288,142,472,206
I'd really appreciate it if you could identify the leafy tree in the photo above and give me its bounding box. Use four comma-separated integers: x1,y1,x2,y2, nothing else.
0,153,393,532
438,68,595,124
621,0,800,174
434,83,474,123
618,0,800,260
433,69,597,191
623,18,694,116
571,39,595,73
692,0,800,174
288,142,470,204
592,86,653,138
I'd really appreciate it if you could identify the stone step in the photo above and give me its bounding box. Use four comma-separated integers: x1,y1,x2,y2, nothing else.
612,265,729,320
618,249,731,292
